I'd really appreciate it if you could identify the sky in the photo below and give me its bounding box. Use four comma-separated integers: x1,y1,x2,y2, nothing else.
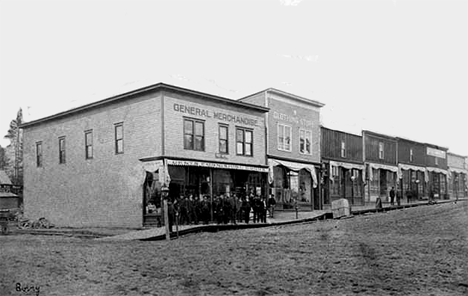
1,0,467,156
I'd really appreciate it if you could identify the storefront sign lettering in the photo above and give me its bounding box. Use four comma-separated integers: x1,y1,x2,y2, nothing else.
167,159,268,172
273,111,313,127
173,103,258,126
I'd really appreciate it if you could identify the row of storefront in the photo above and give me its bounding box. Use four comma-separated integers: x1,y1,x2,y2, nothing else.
320,130,467,208
20,82,468,227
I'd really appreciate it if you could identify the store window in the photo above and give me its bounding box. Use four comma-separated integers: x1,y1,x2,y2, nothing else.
379,142,384,159
219,124,228,154
115,123,124,154
59,137,66,164
36,141,42,167
184,118,205,151
236,128,253,156
341,140,346,158
278,123,292,152
85,130,93,159
299,129,312,154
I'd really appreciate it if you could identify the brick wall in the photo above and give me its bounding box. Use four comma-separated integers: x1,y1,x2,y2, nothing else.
23,92,162,227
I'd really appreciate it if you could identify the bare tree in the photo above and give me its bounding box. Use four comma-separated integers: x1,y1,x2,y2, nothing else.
3,108,23,186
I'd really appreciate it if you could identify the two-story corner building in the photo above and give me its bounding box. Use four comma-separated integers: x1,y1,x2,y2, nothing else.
396,137,427,202
362,130,398,203
21,83,269,228
447,152,467,199
239,89,325,210
424,143,449,200
321,127,364,207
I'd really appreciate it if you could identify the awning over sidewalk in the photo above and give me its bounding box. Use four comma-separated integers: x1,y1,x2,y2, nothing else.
426,167,449,175
367,162,398,182
397,163,429,182
268,159,318,188
448,167,467,174
329,160,365,183
141,159,171,185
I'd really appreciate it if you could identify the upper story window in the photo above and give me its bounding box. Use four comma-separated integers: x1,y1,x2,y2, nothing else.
435,157,438,166
236,128,253,156
409,148,413,162
115,123,124,154
59,137,66,164
219,124,228,154
378,142,384,159
341,140,346,158
36,141,42,167
184,118,205,151
277,123,292,152
299,129,312,155
85,130,93,159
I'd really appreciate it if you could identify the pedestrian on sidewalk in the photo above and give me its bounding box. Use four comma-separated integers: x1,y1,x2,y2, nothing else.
268,194,276,218
390,187,395,206
396,191,401,206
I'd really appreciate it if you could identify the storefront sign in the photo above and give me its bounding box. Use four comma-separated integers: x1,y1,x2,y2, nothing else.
273,111,313,127
166,159,268,172
427,147,446,159
173,103,258,126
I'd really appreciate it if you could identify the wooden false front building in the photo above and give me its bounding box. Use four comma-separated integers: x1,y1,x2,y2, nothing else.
321,127,364,207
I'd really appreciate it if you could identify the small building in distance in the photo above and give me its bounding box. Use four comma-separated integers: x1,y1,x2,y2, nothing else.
396,137,427,202
362,130,398,203
447,152,467,199
424,143,449,200
0,170,19,209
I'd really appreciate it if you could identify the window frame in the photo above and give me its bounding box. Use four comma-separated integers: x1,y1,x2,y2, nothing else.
277,123,292,152
341,140,346,158
58,136,66,164
299,128,312,155
85,130,93,159
183,118,205,151
218,124,229,154
378,142,384,159
236,127,253,157
36,141,42,167
115,123,124,154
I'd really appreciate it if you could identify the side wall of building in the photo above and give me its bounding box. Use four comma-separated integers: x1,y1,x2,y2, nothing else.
23,92,162,227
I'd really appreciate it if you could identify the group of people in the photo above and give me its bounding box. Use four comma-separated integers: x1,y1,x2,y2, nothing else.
155,193,277,230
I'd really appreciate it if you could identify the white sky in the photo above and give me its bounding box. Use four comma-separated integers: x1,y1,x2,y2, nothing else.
1,0,467,155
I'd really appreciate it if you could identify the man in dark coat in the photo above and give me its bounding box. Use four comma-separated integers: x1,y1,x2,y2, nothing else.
252,195,260,223
179,196,188,225
268,195,276,218
390,187,396,205
241,198,251,224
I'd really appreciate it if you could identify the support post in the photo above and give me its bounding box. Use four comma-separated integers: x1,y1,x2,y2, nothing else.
164,199,170,241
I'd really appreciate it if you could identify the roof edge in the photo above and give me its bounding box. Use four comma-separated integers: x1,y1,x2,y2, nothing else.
21,83,269,129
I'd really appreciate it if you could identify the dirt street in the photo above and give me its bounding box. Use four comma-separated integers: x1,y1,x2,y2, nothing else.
1,202,468,296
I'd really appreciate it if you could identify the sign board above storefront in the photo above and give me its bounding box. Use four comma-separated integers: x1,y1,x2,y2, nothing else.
427,147,446,159
166,159,268,173
173,103,258,126
273,111,313,127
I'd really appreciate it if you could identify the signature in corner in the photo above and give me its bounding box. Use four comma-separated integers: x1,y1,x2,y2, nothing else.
16,283,41,296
